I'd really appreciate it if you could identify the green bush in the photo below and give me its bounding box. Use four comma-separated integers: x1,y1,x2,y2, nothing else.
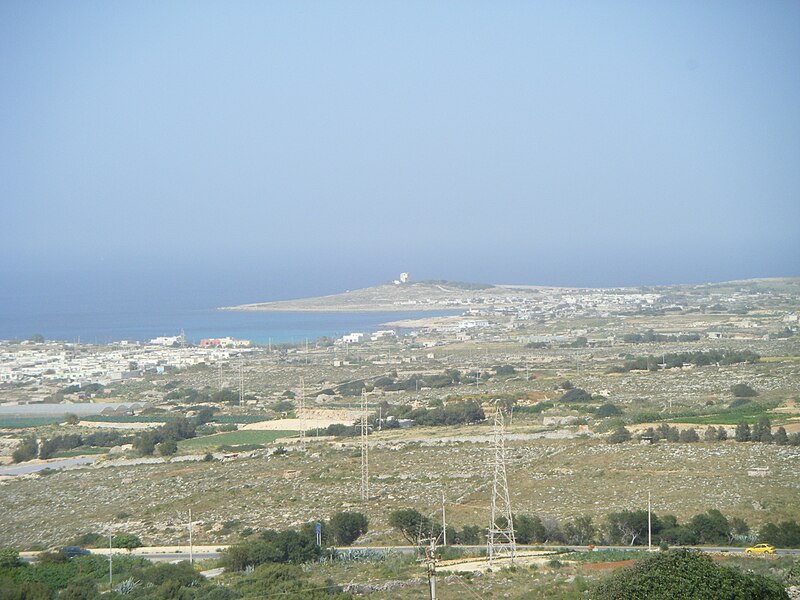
607,427,632,444
12,437,38,463
596,403,623,418
560,388,593,403
731,383,758,398
329,512,368,546
593,549,788,599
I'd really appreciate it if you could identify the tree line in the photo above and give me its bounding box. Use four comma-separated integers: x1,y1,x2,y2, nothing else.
607,350,760,373
387,507,800,549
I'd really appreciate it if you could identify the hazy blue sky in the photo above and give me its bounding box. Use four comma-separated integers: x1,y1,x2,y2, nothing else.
2,1,799,307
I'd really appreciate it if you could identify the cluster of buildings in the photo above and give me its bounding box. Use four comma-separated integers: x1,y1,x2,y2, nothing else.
336,330,397,345
0,338,248,387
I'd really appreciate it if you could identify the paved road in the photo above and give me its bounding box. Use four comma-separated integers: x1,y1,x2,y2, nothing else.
126,544,800,562
0,456,99,476
23,544,798,564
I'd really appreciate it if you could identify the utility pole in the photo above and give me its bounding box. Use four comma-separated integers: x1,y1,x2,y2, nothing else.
488,403,516,565
648,490,652,551
360,389,369,501
189,508,194,564
300,377,306,450
108,533,113,588
441,492,447,546
238,359,244,406
218,362,222,391
425,538,438,600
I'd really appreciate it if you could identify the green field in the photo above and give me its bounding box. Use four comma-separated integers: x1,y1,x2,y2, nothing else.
0,417,64,429
177,430,298,451
670,401,797,425
211,415,272,424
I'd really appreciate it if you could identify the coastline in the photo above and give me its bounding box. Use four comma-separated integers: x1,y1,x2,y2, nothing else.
219,304,464,313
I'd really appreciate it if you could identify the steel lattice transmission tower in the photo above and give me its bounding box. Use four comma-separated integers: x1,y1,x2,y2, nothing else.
487,403,516,565
360,389,370,501
299,377,306,450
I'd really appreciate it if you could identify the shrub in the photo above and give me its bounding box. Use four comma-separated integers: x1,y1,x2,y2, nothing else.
607,427,632,444
12,437,38,463
560,388,592,403
157,438,178,456
111,534,142,551
596,403,623,418
759,520,800,548
731,383,758,398
329,512,368,546
388,508,432,544
592,549,787,599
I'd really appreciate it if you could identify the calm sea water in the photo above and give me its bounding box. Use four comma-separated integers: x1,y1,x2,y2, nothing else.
0,270,460,344
0,308,459,345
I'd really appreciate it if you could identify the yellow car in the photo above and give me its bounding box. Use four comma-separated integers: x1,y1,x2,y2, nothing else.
745,544,776,555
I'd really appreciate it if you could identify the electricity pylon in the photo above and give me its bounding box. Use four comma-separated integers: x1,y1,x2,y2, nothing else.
299,377,306,450
487,403,516,565
360,389,369,501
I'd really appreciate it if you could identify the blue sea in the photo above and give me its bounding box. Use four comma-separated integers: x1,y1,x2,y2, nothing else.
0,269,461,344
0,307,459,345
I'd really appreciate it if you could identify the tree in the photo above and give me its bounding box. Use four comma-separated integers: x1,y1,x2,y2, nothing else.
596,403,623,418
458,525,482,545
133,433,155,456
607,427,632,444
329,512,368,546
515,514,546,544
592,549,789,599
731,383,758,398
60,576,100,600
679,428,699,443
703,426,717,442
774,427,789,445
0,548,24,568
689,509,730,545
752,417,772,443
12,437,38,463
716,427,728,441
730,517,750,542
157,438,178,456
111,534,142,551
388,509,431,544
735,421,751,442
563,515,596,545
560,388,592,403
759,520,800,548
195,407,215,425
606,511,657,546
